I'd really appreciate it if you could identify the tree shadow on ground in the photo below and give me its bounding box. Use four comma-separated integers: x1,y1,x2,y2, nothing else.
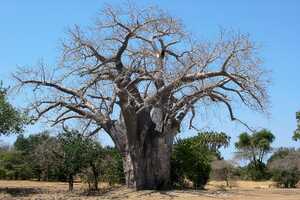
126,190,178,200
79,185,127,197
0,187,42,197
172,188,230,199
90,186,228,200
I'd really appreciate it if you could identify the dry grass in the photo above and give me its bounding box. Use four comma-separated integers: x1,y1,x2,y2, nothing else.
0,180,300,200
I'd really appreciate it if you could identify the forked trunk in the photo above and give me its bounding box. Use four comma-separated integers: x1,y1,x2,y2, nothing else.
122,131,174,190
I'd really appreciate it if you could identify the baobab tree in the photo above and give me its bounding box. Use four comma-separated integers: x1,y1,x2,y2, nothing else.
14,4,269,189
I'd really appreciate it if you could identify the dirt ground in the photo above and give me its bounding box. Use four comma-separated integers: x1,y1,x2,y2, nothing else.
0,180,300,200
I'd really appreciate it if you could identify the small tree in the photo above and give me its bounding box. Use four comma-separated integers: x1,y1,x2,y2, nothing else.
82,141,104,190
56,129,91,191
211,160,234,187
101,147,125,186
235,129,275,180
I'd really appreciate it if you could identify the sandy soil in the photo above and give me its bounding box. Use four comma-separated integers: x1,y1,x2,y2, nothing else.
0,180,299,200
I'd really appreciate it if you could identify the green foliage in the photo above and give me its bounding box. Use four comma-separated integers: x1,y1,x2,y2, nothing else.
15,131,51,154
80,146,124,190
0,130,124,188
235,129,275,180
101,147,125,185
272,170,299,188
0,129,124,190
32,136,63,181
0,83,26,135
268,148,300,188
0,150,33,180
171,132,230,189
171,136,213,189
56,129,125,190
57,130,91,179
244,161,269,180
13,132,58,181
235,130,275,157
195,132,230,159
293,112,300,141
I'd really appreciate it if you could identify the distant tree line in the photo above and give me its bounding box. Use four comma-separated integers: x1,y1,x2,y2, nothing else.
0,130,124,191
1,128,300,190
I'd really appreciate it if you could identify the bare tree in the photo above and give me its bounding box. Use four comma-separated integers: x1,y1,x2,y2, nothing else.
211,160,235,187
14,4,269,189
268,150,300,188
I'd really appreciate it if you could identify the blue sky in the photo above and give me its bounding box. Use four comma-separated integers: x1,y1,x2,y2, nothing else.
0,0,300,159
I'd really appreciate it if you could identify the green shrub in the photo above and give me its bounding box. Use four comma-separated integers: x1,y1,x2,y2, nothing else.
171,137,212,189
272,169,300,188
0,168,6,179
244,161,270,180
101,147,125,185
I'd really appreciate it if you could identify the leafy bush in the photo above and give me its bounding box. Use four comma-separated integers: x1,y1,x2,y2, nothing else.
271,169,299,188
171,137,213,189
0,168,6,179
244,161,270,180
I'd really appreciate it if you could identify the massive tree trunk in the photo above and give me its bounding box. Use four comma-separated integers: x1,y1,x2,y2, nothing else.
123,132,174,190
108,107,178,190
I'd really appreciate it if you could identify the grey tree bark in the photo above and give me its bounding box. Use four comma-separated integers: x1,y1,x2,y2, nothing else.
108,107,178,189
122,130,175,189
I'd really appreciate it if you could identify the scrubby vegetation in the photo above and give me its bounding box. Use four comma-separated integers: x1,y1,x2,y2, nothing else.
268,148,300,188
171,132,230,189
0,131,124,191
2,126,300,191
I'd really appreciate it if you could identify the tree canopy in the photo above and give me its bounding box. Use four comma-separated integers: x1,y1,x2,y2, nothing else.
195,132,230,159
235,129,275,180
14,4,269,145
0,82,26,135
235,129,275,163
